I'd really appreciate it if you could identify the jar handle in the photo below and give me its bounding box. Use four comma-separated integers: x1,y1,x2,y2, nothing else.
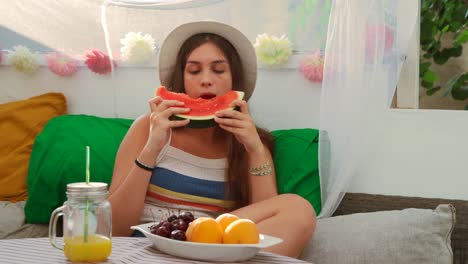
48,206,64,250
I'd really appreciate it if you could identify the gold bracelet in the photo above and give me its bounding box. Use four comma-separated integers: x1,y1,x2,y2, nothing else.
250,166,272,176
249,161,272,176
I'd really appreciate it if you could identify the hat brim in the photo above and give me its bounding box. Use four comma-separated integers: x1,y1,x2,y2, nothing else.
158,21,257,101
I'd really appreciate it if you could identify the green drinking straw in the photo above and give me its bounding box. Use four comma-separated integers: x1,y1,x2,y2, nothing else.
84,146,90,243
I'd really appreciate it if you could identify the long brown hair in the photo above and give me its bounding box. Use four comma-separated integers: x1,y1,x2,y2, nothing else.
166,33,274,208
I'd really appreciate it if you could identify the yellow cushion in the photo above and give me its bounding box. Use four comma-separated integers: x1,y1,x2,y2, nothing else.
0,93,67,202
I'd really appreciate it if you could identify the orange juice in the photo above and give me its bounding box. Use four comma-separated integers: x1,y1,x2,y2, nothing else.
64,234,112,262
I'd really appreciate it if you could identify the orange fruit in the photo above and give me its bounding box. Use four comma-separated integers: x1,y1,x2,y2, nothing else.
185,217,223,243
222,219,260,244
215,213,240,232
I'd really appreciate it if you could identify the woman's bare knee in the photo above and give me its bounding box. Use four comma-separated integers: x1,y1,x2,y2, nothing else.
252,194,316,257
279,194,317,239
277,194,316,215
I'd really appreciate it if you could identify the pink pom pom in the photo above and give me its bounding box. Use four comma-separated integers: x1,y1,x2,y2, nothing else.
299,50,324,83
84,49,117,75
45,52,79,77
365,24,394,60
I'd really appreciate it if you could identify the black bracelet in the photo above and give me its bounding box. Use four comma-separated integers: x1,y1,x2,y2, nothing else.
135,159,156,171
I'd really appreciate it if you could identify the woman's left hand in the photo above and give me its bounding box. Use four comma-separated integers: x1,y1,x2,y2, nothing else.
214,100,263,154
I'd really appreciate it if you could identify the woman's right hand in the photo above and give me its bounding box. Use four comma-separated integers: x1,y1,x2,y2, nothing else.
146,97,190,152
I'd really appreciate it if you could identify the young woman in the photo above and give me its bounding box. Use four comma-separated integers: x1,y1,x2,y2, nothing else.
109,21,316,258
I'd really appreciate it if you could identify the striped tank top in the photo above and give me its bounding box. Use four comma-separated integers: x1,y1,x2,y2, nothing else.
140,130,236,223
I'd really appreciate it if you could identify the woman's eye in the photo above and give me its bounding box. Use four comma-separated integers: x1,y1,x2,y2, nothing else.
188,70,200,74
213,66,226,74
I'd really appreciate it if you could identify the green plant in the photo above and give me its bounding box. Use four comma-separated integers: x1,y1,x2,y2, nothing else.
420,0,468,109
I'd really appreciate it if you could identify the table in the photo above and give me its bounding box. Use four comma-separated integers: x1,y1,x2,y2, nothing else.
0,237,312,264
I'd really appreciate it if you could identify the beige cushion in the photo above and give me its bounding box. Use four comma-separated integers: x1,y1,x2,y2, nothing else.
0,201,48,239
300,204,454,264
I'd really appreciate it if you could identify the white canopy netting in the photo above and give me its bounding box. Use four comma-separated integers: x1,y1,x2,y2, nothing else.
318,0,418,216
0,0,419,217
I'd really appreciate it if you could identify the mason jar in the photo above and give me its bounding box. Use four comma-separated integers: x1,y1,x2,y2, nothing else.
49,182,112,262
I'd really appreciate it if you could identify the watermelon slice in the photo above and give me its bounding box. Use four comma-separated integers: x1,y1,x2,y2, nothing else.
156,86,245,128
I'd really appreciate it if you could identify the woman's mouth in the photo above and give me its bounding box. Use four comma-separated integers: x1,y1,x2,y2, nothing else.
200,93,216,99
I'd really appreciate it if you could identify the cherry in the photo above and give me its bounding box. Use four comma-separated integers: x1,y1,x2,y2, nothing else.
167,214,178,222
170,230,186,241
171,219,188,232
179,211,195,223
160,221,173,231
154,226,171,238
149,220,168,233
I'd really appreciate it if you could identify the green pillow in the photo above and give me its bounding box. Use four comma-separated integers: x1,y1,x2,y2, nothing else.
272,129,322,215
25,115,134,223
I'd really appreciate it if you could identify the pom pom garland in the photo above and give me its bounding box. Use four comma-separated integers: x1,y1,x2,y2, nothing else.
299,50,325,83
45,52,79,77
254,33,293,67
120,32,157,64
10,45,39,74
84,49,117,75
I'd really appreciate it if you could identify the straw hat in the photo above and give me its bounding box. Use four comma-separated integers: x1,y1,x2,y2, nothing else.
158,21,257,101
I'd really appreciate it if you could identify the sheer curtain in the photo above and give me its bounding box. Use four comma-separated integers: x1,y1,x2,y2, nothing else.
99,0,419,218
318,0,419,217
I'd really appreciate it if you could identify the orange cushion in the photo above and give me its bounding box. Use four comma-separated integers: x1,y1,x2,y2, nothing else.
0,93,67,202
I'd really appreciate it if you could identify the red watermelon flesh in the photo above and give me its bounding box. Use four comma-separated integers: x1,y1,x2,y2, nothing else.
156,86,244,119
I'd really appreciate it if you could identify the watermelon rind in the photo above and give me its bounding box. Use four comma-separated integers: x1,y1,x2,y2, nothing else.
169,115,218,129
171,91,244,129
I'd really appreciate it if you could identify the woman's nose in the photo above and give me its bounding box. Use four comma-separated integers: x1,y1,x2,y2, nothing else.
201,80,212,87
201,72,213,87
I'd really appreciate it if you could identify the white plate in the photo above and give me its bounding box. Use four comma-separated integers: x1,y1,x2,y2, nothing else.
130,222,283,262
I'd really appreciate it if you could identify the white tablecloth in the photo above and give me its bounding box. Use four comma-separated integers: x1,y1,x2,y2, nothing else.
0,237,312,264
